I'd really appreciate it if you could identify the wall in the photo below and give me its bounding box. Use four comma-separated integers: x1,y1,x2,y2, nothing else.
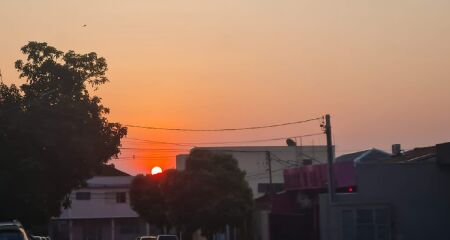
58,176,139,219
320,162,450,240
52,176,154,240
57,218,148,240
176,146,329,198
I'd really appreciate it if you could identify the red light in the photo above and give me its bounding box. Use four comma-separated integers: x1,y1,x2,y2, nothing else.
348,187,353,192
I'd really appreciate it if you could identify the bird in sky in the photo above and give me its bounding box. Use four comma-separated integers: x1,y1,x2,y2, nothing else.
82,24,87,27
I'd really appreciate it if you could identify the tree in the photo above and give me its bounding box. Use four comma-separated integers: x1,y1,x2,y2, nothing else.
178,150,254,238
129,174,169,232
159,169,190,234
129,150,253,239
0,42,127,227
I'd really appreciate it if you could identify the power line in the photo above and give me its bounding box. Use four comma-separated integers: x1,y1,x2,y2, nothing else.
125,117,322,132
120,147,189,151
124,138,195,147
123,132,323,147
115,155,180,158
245,168,285,180
270,152,298,167
113,158,173,161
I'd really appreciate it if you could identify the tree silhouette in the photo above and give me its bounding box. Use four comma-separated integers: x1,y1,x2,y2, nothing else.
179,150,253,238
130,150,253,239
130,174,169,232
0,41,127,227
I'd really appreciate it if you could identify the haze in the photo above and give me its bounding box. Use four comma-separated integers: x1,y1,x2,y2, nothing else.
1,1,449,174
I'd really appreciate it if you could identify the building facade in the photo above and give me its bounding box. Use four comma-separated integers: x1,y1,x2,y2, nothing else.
176,146,330,199
259,148,390,240
320,143,450,240
50,168,151,240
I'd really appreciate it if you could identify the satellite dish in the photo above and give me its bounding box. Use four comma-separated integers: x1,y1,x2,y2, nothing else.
286,138,297,146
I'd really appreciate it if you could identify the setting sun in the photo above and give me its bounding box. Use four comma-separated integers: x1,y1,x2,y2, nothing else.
151,166,163,175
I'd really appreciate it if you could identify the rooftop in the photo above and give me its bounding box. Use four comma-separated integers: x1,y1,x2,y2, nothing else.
387,146,437,163
94,164,130,177
335,148,390,164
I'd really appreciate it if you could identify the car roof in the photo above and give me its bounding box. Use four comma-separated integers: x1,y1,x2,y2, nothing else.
0,222,23,230
0,222,21,226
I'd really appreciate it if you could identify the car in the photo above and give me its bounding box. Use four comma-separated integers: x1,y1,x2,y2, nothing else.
156,235,179,240
29,235,46,240
136,236,157,240
0,221,31,240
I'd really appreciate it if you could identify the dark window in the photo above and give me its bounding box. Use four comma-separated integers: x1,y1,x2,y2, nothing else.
356,225,375,240
119,222,137,234
257,183,284,193
375,208,389,224
0,230,25,240
357,209,373,224
157,236,178,240
342,210,354,240
76,192,91,200
342,208,391,240
116,192,126,203
376,226,390,240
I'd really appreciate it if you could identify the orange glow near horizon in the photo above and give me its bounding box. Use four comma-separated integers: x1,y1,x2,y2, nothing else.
1,1,450,175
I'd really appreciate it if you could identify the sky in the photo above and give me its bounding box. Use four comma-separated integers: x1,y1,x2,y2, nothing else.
1,0,449,175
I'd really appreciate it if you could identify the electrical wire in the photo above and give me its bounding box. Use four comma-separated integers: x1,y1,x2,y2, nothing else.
120,147,189,151
123,132,323,147
245,168,285,180
125,117,322,132
123,138,195,147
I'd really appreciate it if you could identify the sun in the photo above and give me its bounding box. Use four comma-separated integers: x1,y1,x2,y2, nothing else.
151,166,163,175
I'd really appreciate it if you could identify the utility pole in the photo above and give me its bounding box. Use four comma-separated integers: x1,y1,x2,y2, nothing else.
265,151,273,196
324,114,335,203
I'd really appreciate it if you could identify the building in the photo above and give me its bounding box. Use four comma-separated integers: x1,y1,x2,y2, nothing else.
320,142,450,240
260,148,390,240
50,165,150,240
176,145,330,199
176,145,330,240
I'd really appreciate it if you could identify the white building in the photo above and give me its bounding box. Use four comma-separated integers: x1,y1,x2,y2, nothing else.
176,146,330,199
50,166,150,240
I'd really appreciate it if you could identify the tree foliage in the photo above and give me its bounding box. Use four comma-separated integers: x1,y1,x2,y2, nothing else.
129,150,253,239
129,174,168,230
180,150,253,237
0,42,127,226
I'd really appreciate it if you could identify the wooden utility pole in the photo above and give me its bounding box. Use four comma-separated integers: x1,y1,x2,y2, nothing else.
266,151,273,196
324,114,335,203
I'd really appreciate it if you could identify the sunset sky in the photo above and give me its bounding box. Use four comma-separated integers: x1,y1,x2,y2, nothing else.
1,1,449,175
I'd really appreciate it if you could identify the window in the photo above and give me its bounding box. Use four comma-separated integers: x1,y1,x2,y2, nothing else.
119,222,138,234
342,210,354,240
76,192,91,200
341,207,391,240
157,236,178,240
0,230,25,240
105,192,116,204
257,183,284,193
116,192,126,203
